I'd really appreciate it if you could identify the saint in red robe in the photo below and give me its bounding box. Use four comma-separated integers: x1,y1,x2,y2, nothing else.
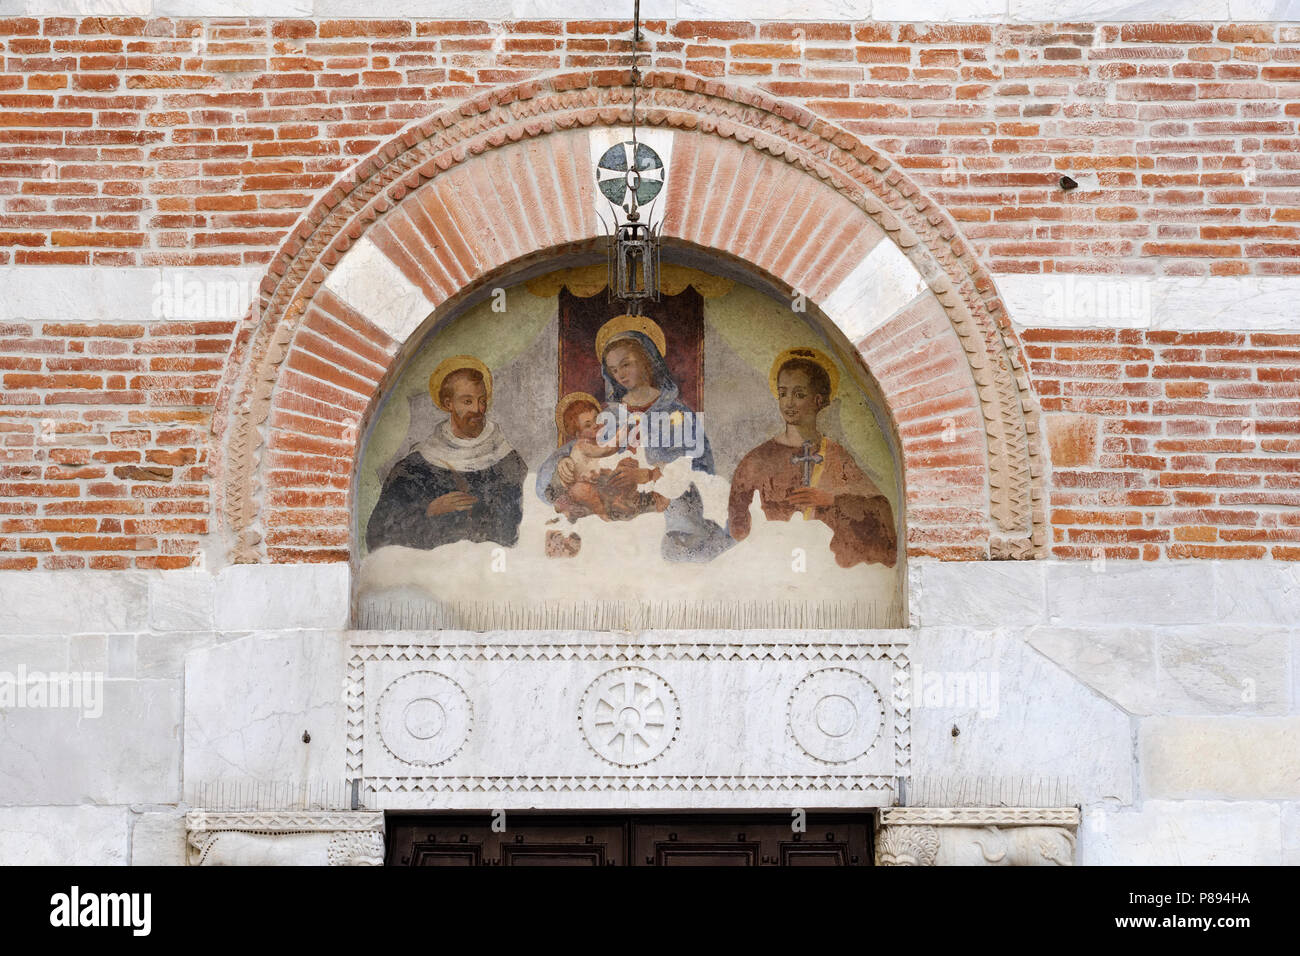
727,437,897,568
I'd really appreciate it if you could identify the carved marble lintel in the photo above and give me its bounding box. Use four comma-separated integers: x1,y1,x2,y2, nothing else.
350,642,911,807
185,810,385,866
876,807,1079,866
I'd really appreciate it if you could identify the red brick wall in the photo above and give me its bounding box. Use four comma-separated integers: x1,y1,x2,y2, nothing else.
1030,328,1300,560
0,16,1297,569
0,319,229,569
0,16,1297,275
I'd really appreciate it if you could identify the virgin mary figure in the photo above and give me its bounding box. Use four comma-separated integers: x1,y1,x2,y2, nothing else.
536,314,734,563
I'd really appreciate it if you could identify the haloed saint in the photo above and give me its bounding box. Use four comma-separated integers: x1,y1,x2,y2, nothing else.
366,355,527,551
727,347,897,568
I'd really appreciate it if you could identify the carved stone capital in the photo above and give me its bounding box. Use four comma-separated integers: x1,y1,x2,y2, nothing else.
185,811,385,866
876,807,1079,866
876,824,942,866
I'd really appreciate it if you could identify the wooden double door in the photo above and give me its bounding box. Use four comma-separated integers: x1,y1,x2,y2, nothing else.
387,814,872,866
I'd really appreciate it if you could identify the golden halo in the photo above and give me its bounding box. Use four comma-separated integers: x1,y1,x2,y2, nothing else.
428,355,492,408
554,391,602,445
768,347,841,403
595,314,668,364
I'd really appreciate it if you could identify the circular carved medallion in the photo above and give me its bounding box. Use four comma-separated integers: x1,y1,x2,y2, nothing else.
787,668,884,764
377,671,472,767
579,666,679,768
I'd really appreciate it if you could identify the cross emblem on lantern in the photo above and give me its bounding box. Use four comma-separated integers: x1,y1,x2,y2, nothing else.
596,141,665,217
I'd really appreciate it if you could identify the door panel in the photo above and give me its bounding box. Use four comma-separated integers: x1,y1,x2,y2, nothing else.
388,817,626,867
387,814,871,866
632,817,869,867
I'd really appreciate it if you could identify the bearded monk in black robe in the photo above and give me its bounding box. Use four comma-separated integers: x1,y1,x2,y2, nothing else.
366,362,526,552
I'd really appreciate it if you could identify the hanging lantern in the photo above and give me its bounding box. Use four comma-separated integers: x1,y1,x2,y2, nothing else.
595,0,662,313
597,140,663,310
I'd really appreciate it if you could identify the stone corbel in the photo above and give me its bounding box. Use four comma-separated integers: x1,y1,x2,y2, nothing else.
876,807,1079,866
185,811,385,866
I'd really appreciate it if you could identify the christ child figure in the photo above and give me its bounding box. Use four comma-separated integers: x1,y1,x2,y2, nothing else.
552,392,668,522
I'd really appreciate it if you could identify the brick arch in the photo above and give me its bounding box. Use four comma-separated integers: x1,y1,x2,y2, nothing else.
214,70,1044,564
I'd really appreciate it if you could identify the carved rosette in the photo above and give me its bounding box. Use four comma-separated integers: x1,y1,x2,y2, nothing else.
579,666,680,768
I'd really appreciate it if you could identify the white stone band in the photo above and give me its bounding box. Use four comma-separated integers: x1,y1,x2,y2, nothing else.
5,266,1299,333
0,266,265,324
997,274,1300,332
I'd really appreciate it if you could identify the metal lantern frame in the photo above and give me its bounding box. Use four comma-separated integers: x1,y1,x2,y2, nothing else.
608,209,662,311
598,0,662,315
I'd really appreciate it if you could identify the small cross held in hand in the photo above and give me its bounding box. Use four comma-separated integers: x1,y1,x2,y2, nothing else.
792,440,823,487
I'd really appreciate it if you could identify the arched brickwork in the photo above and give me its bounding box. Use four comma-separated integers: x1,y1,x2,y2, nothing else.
213,70,1044,564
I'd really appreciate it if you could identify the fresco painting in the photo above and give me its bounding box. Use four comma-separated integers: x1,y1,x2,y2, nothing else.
357,265,904,630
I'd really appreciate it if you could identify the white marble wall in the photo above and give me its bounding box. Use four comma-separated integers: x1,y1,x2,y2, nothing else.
0,559,1294,863
908,559,1298,865
0,565,347,864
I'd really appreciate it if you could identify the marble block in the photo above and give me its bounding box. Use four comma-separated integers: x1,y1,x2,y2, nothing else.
0,678,181,804
0,571,147,635
912,561,1047,628
1141,717,1300,799
184,631,350,790
1026,626,1157,716
909,627,1134,804
131,811,189,867
1081,800,1281,866
0,807,129,866
214,564,350,631
148,571,216,633
349,632,908,810
1045,562,1216,626
1156,627,1289,716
